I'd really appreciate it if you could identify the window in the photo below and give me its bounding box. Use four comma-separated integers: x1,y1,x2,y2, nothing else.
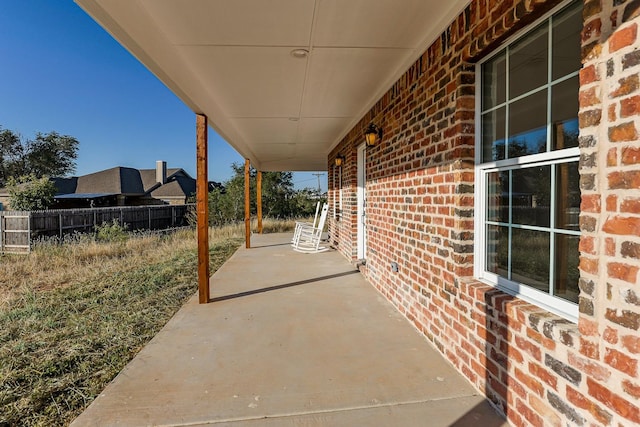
475,0,582,321
332,164,343,219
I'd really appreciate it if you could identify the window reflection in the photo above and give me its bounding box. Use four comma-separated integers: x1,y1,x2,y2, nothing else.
554,233,580,303
511,228,550,291
508,90,548,157
512,166,551,227
509,23,549,98
482,108,506,162
555,162,580,231
487,225,509,277
487,171,509,223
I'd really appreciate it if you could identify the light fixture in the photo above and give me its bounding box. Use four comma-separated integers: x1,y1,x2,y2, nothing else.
290,48,309,59
335,155,345,167
364,123,382,147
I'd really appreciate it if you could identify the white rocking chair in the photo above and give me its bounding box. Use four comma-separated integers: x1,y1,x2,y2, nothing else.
292,203,329,253
291,201,322,244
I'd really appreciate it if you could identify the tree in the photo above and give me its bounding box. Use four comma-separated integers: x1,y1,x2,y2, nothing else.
7,175,57,211
0,126,79,186
202,163,324,226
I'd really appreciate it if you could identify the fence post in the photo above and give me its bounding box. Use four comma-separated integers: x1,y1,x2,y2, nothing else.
28,212,32,253
0,212,4,254
59,213,63,240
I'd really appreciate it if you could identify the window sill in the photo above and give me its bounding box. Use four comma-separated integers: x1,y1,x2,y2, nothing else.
459,277,579,350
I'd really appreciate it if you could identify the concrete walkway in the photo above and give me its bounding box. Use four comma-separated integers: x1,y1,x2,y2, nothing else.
71,233,507,427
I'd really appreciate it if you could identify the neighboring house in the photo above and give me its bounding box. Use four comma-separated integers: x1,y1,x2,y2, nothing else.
75,0,640,425
52,161,196,208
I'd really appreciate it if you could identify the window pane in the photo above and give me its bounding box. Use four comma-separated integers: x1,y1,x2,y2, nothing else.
554,233,580,303
486,225,509,277
483,52,506,109
555,162,580,231
551,76,579,150
511,228,550,291
552,1,582,80
512,165,551,227
482,108,506,161
487,171,509,223
509,23,549,98
508,89,547,158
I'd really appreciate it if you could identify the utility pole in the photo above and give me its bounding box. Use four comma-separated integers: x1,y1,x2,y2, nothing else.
312,173,324,196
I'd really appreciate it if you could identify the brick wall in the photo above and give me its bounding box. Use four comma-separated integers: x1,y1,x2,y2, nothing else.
577,0,640,424
328,0,640,425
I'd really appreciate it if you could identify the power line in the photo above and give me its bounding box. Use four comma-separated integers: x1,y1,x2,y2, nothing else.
312,173,324,194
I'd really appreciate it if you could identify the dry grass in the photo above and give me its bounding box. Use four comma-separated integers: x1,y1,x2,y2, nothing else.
0,221,297,426
0,219,297,426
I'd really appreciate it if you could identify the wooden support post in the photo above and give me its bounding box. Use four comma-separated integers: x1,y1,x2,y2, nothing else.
244,159,251,248
257,170,263,234
196,114,210,304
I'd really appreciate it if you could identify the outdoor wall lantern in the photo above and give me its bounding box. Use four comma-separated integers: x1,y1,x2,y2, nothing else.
335,155,345,167
364,123,382,147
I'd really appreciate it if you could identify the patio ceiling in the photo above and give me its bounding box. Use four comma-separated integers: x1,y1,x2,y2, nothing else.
75,0,469,171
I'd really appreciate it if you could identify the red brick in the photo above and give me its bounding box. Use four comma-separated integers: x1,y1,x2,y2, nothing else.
621,197,640,213
609,23,638,52
529,361,558,390
623,380,640,399
605,237,616,256
609,103,617,121
603,216,640,236
607,195,618,212
611,75,640,98
527,328,556,351
622,334,640,354
607,170,640,190
622,147,640,165
529,394,562,427
579,318,599,336
516,397,544,427
587,377,640,423
603,326,619,344
581,194,601,213
566,385,613,425
580,337,600,359
515,335,542,361
583,17,603,43
620,95,640,118
514,366,544,397
579,235,596,255
507,410,525,427
604,347,638,376
579,86,600,108
607,147,618,166
609,122,638,142
580,64,599,85
608,262,640,283
580,256,599,275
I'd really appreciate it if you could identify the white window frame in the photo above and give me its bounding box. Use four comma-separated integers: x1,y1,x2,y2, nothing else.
474,0,581,322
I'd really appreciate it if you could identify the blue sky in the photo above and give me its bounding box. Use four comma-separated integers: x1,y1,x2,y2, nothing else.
0,1,326,191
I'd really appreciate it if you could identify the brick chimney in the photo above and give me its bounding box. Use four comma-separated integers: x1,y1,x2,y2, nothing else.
156,160,167,185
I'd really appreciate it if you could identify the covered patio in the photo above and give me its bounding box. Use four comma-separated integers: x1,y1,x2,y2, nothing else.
70,233,505,426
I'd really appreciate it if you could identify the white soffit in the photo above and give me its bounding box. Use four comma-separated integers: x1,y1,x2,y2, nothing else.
75,0,470,171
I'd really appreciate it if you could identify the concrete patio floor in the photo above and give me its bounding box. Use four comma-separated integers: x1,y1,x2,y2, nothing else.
71,233,507,427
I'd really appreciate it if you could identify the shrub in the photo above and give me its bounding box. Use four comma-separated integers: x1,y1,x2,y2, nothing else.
95,220,129,243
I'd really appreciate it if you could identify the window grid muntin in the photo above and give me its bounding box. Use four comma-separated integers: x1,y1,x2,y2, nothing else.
476,0,581,320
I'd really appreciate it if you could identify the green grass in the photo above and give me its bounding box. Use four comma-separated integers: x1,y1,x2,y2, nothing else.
0,228,243,427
